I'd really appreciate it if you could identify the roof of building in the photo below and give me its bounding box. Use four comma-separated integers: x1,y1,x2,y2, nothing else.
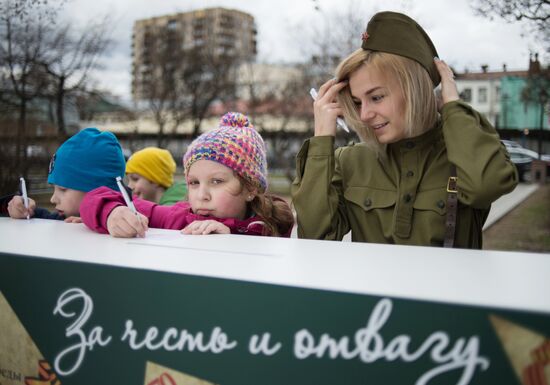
455,70,528,81
135,7,254,25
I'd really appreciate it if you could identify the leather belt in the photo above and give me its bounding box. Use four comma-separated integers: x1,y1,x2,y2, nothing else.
443,165,458,248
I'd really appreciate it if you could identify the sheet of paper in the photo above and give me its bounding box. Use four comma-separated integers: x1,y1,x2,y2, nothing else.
126,229,282,258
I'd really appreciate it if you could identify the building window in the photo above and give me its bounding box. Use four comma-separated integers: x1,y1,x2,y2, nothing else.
478,87,487,103
167,20,177,30
461,88,472,102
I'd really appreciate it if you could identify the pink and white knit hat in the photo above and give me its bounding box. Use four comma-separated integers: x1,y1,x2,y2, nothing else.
183,112,268,192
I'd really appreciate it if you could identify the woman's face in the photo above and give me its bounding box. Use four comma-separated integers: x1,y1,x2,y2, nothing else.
349,64,407,144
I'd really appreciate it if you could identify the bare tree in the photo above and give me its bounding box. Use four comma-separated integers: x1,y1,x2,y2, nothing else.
521,53,550,156
135,25,240,144
470,0,550,54
178,47,239,137
40,17,113,139
264,68,313,181
296,0,371,83
0,0,110,195
134,24,184,147
470,0,549,25
0,3,51,188
1,0,65,21
246,1,365,183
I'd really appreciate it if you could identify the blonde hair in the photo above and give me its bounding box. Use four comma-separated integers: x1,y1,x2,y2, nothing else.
336,49,438,150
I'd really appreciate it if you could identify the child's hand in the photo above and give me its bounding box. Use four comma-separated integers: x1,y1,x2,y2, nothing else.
64,216,82,223
182,220,230,235
106,206,149,238
7,195,36,219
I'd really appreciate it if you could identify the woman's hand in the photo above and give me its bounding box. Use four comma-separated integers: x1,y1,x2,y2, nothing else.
434,58,459,106
182,220,230,235
7,196,36,219
313,78,348,136
106,206,149,238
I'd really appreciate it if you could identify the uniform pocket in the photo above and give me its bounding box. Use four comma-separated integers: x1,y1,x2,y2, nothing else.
413,188,447,216
344,186,396,212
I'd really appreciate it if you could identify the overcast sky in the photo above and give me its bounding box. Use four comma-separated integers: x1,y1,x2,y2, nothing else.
59,0,542,102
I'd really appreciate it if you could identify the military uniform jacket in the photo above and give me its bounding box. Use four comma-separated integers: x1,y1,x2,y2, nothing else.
291,101,518,248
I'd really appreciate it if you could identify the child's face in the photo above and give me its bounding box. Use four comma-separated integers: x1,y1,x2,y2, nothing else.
50,185,86,217
127,173,163,203
186,160,254,220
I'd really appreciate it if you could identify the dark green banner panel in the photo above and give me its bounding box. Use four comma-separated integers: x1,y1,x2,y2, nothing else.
1,252,549,385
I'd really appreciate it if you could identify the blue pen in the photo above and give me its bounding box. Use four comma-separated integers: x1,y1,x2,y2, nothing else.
309,87,350,133
19,177,30,220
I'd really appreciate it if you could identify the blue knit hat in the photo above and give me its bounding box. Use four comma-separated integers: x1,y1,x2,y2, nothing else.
47,128,126,192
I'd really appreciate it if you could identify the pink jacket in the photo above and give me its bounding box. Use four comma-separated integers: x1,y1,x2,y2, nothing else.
80,186,291,237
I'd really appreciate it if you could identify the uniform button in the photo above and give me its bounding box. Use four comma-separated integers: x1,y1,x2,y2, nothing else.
403,193,412,203
406,170,414,177
364,198,372,207
405,141,415,149
437,200,445,209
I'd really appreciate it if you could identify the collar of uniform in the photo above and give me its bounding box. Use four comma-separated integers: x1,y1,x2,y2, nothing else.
390,123,443,155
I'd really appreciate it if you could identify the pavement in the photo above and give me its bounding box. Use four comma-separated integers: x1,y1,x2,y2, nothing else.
290,182,540,239
483,182,540,230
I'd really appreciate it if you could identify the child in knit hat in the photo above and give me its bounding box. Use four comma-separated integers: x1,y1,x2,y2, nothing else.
80,112,294,237
125,147,187,205
7,128,126,221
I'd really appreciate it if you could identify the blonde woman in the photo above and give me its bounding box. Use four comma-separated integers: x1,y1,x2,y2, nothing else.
291,11,517,248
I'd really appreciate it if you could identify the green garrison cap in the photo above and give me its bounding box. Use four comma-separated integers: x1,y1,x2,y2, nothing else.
361,11,440,87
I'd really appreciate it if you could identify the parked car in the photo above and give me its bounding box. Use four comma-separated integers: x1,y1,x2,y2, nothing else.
501,140,550,182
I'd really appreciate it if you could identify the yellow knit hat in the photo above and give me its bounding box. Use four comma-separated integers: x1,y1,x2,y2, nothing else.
125,147,176,188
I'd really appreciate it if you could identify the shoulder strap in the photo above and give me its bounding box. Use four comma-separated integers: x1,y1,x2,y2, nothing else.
443,165,458,248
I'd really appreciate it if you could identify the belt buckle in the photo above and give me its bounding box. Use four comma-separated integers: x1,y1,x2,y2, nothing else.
447,176,458,193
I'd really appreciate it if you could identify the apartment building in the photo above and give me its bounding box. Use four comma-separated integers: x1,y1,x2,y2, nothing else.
455,65,527,127
132,7,257,101
455,53,549,131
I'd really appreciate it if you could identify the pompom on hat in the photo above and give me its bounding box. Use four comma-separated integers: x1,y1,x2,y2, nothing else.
47,127,126,192
126,147,176,188
183,112,268,192
361,11,441,87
